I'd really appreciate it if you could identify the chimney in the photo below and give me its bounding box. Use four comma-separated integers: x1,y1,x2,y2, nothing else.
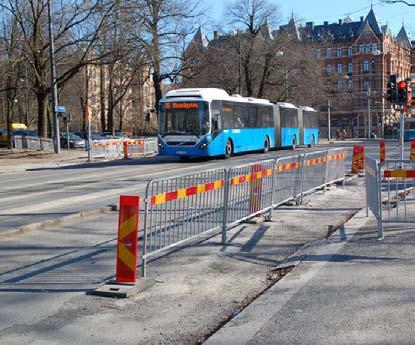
360,16,364,22
324,21,328,26
338,19,343,25
213,31,218,39
306,21,314,30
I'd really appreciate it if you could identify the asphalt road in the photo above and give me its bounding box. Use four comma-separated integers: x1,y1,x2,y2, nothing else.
0,140,408,234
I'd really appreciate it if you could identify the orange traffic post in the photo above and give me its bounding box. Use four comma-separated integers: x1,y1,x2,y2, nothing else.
351,145,361,173
123,141,129,159
91,195,140,298
115,195,140,284
410,141,415,160
380,140,386,163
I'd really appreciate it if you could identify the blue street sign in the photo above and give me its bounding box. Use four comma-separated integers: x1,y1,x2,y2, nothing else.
55,105,66,113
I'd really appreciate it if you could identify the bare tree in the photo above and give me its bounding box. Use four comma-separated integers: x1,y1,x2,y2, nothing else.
0,0,115,137
0,7,23,148
135,0,204,115
225,0,280,96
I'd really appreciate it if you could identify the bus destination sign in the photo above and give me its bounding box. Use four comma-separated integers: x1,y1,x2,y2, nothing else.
166,102,199,110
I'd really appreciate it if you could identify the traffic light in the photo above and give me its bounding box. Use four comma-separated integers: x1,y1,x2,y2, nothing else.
397,80,408,105
386,75,396,103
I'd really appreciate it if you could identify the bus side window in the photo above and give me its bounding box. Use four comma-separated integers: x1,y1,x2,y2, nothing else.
212,112,222,131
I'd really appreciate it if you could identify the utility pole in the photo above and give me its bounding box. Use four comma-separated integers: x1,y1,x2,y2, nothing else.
368,87,371,139
399,105,404,161
47,0,60,154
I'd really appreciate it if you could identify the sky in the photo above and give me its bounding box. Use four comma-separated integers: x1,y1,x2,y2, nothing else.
206,0,415,39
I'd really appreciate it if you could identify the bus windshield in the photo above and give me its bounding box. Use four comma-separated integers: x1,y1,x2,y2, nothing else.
159,101,209,136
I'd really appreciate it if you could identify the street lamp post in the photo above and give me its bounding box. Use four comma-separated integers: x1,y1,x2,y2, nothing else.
368,87,371,139
47,0,60,154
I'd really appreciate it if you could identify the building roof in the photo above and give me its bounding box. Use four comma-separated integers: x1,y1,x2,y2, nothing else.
295,8,385,43
396,25,412,49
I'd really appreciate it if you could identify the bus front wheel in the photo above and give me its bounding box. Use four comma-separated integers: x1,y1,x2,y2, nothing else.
225,139,233,158
263,137,270,153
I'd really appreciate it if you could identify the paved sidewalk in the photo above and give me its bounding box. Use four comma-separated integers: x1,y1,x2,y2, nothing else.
205,209,415,345
0,150,88,173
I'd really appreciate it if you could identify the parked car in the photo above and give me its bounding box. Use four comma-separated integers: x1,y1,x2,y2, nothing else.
60,133,85,148
74,131,107,141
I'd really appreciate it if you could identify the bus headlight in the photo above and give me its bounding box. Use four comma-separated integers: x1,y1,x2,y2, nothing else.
199,141,211,149
158,142,164,149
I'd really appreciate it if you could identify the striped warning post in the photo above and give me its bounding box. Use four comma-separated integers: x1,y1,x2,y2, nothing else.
115,195,140,284
351,145,364,173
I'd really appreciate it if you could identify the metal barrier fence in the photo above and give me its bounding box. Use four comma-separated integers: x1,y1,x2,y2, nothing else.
13,136,54,152
142,147,347,276
366,158,415,239
40,138,54,152
91,140,123,160
143,137,158,156
92,137,158,160
142,168,226,275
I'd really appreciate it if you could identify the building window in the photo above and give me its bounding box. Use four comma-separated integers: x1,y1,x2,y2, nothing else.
327,48,332,58
363,60,369,72
336,48,342,57
359,44,365,53
337,80,342,91
347,79,353,90
337,64,343,74
326,64,332,74
348,46,353,56
363,79,369,91
372,43,377,53
316,49,321,58
347,63,353,74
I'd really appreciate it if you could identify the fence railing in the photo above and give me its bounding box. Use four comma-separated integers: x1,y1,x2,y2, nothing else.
142,147,347,276
366,158,415,239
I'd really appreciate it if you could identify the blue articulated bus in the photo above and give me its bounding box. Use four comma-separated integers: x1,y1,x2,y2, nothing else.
158,88,275,159
299,106,320,146
157,88,314,159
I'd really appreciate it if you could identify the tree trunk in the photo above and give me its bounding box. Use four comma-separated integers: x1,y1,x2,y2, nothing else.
36,92,48,138
99,64,106,132
257,53,272,99
6,99,13,150
153,70,162,115
107,74,114,134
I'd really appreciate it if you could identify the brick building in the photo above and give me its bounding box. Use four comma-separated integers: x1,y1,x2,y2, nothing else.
282,8,413,137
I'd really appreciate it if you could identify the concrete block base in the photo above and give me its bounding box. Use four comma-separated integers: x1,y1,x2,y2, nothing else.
90,278,154,298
